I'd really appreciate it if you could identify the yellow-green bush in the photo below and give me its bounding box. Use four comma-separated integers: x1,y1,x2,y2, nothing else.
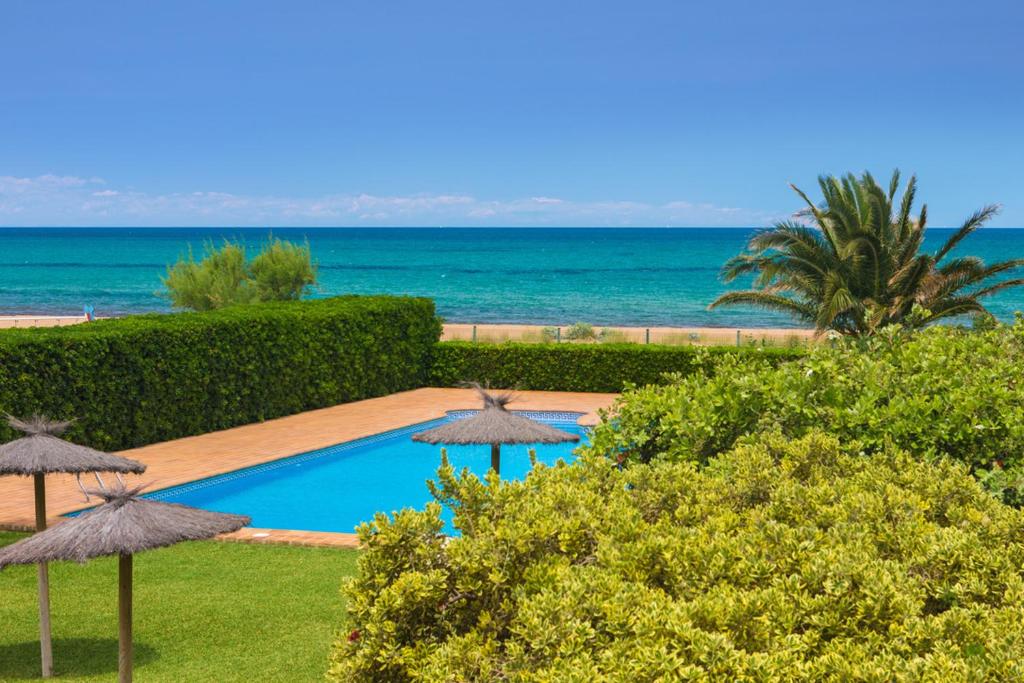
586,320,1024,503
328,433,1024,681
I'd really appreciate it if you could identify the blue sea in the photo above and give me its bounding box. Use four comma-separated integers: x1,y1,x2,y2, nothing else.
2,227,1023,327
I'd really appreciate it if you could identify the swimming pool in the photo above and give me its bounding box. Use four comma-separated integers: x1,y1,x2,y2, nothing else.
141,411,587,534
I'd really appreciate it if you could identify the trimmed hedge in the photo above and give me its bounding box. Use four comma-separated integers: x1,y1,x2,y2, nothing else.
0,296,440,450
330,432,1024,680
428,341,804,392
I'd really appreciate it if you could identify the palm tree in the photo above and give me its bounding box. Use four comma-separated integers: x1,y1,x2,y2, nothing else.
709,171,1024,335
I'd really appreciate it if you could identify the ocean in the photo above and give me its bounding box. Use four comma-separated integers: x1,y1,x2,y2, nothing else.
1,227,1022,328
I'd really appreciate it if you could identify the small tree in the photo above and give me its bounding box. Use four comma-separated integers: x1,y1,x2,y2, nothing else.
564,321,596,341
161,237,317,311
250,238,319,302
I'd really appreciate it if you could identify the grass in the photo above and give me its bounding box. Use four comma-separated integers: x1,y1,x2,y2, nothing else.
0,532,359,682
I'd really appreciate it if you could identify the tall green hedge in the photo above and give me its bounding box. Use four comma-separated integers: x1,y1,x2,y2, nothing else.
428,341,804,392
0,296,440,450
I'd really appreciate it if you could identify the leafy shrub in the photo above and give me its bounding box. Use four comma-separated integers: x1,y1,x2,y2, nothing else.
585,321,1024,502
162,237,317,310
972,312,999,332
329,432,1024,681
597,327,629,343
429,341,802,392
0,296,440,450
564,321,596,341
249,237,319,301
539,326,558,343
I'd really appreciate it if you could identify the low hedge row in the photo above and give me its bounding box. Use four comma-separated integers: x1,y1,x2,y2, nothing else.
428,341,804,392
0,296,440,450
1,304,806,450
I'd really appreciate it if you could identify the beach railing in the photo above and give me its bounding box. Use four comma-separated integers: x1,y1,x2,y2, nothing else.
441,323,814,348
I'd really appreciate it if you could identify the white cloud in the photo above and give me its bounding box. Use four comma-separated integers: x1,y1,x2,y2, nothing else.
0,173,777,227
663,200,693,210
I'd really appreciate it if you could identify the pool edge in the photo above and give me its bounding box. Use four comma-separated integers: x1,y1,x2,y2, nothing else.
63,410,587,543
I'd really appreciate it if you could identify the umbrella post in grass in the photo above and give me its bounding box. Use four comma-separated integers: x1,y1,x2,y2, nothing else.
0,483,250,683
0,415,146,679
411,385,580,478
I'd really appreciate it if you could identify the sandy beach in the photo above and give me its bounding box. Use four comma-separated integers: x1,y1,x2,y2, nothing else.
0,314,91,329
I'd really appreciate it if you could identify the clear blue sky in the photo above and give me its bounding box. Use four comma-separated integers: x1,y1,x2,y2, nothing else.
1,0,1022,227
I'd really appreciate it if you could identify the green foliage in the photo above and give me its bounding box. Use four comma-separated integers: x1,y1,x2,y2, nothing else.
597,327,629,343
161,237,317,311
710,170,1022,334
249,237,319,301
586,320,1024,501
972,311,1000,332
161,240,252,310
429,341,802,392
0,532,358,682
564,321,596,340
0,296,440,450
329,433,1024,681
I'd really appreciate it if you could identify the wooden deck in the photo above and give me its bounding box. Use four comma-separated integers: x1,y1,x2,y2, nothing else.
0,388,617,547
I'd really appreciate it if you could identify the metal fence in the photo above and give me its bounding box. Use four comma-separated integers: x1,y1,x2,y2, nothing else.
441,323,815,348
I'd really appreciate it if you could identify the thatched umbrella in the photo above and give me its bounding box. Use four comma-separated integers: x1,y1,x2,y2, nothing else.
0,415,146,679
0,484,250,683
412,387,580,476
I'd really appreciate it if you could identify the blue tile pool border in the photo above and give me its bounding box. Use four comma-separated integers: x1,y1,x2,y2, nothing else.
65,409,585,516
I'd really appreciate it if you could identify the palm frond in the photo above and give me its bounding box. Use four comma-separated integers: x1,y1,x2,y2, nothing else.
887,169,901,203
933,204,1000,264
895,174,917,242
921,296,987,323
972,278,1024,300
708,291,816,322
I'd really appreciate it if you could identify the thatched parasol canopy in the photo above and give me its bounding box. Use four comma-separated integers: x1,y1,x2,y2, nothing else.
0,485,249,683
412,389,581,446
0,416,145,476
0,415,146,679
0,485,250,567
412,387,579,476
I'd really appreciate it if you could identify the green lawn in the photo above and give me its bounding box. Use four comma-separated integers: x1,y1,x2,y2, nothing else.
0,532,358,682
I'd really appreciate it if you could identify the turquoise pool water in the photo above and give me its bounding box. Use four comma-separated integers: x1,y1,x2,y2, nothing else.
142,411,587,534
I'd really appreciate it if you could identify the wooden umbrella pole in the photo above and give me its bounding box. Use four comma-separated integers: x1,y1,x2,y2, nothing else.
490,443,501,477
118,553,133,683
34,473,53,678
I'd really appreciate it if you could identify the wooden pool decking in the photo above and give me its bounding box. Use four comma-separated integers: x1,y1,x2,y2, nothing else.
0,388,617,548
